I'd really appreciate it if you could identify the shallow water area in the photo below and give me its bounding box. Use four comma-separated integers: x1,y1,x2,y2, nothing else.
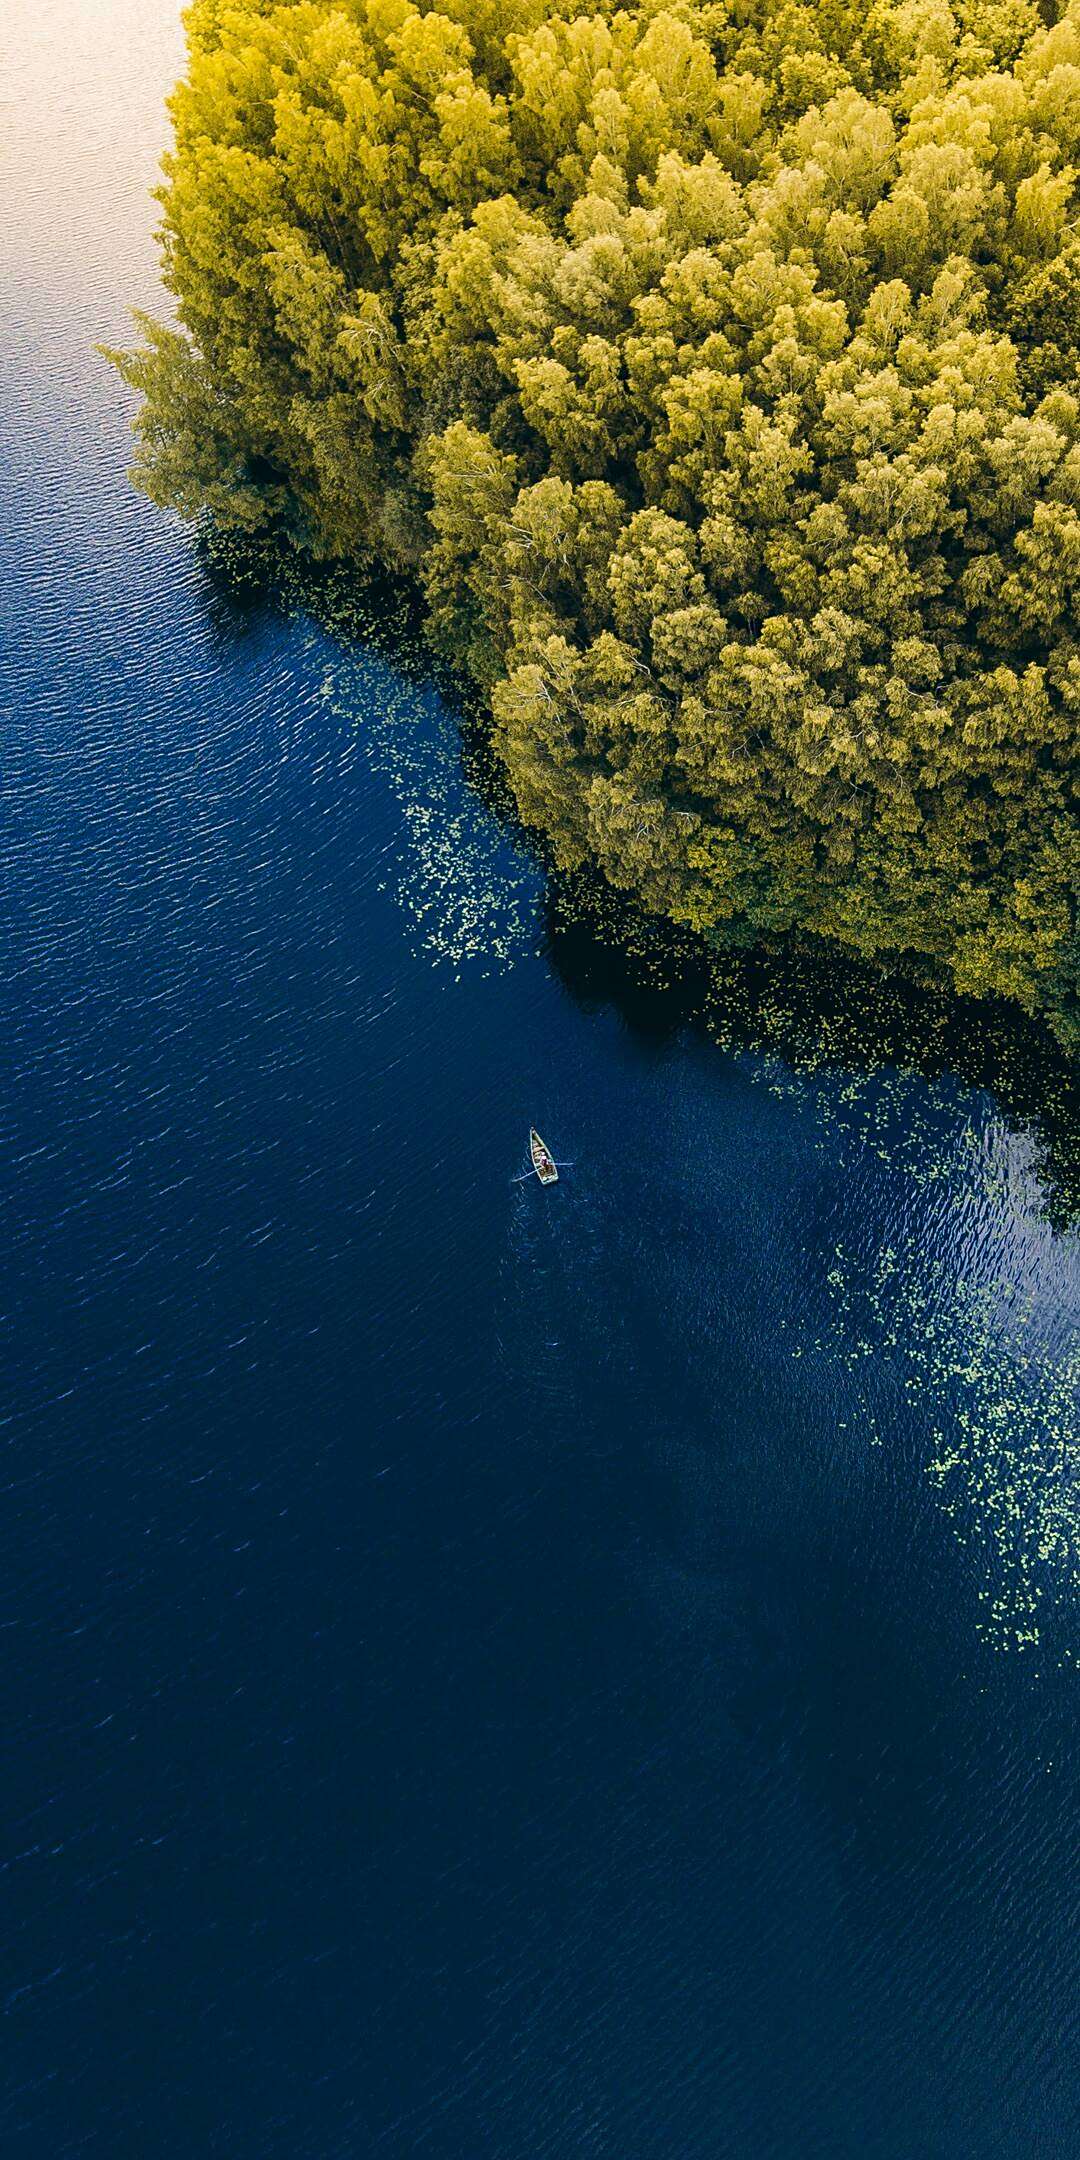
1,4,1079,2156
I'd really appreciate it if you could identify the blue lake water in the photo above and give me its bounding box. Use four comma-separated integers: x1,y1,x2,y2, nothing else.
2,4,1079,2153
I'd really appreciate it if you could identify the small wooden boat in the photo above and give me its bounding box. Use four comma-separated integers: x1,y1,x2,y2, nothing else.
529,1128,558,1185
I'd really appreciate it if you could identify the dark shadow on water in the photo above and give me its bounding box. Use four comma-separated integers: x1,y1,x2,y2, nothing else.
545,870,1080,1227
198,524,1080,1229
544,876,713,1042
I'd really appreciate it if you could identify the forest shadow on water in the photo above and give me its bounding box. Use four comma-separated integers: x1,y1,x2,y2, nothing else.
546,874,1080,1232
201,524,1080,1234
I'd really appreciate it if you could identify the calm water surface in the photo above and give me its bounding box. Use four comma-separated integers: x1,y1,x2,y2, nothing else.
2,5,1079,2154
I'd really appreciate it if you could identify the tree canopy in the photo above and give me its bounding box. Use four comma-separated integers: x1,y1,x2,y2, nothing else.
115,0,1080,1046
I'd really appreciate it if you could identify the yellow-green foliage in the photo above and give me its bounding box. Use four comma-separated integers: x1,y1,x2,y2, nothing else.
116,0,1080,1042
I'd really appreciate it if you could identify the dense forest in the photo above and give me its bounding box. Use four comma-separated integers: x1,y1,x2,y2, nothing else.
117,0,1080,1045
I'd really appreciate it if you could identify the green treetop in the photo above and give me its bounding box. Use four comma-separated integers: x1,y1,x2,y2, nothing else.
113,0,1080,1047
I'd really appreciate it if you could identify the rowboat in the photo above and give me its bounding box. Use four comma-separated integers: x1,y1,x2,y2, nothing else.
529,1128,558,1185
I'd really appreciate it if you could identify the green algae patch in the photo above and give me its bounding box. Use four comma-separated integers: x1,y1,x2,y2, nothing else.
818,1232,1080,1658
